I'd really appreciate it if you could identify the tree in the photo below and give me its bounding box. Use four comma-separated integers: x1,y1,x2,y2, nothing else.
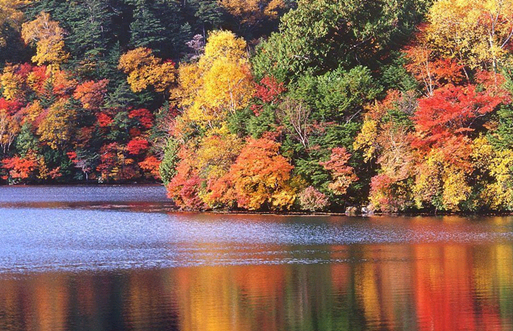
191,130,241,208
403,26,464,96
96,142,139,182
159,138,179,185
254,75,286,105
173,30,254,128
219,0,285,26
290,66,381,121
128,108,154,129
298,186,329,211
278,97,311,149
166,146,206,210
413,144,473,211
67,150,98,181
228,137,295,210
118,47,176,94
21,12,70,68
138,155,160,179
320,147,358,196
354,90,416,212
128,0,166,52
0,64,26,101
0,109,21,154
188,0,223,35
427,0,513,72
252,0,430,81
0,0,30,47
472,136,513,210
66,0,113,58
2,152,38,183
37,99,76,149
73,79,108,110
414,84,505,148
126,137,149,155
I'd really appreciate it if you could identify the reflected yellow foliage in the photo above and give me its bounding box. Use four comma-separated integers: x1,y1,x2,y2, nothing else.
1,231,513,330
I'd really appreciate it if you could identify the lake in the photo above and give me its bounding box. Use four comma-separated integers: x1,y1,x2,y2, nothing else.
0,185,512,330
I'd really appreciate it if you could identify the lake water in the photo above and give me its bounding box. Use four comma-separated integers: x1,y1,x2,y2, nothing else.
1,185,513,330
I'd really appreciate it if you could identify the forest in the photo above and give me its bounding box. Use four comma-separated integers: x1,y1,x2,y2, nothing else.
1,0,513,213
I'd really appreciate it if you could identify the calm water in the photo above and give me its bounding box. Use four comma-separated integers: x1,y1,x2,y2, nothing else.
1,186,513,330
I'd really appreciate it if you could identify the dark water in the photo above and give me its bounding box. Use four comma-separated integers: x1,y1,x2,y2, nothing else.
1,186,513,330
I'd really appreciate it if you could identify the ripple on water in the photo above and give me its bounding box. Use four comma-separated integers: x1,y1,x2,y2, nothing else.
1,208,513,274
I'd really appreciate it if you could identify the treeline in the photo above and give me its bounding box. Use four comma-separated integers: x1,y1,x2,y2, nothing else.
0,0,291,183
2,0,513,213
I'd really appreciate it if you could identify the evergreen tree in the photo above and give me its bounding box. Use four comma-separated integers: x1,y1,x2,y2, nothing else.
66,0,113,59
128,0,166,53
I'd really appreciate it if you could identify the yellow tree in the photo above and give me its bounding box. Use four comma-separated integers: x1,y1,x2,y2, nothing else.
21,12,69,69
0,109,20,153
195,127,243,208
413,144,473,212
118,47,176,94
196,128,242,180
22,100,44,124
173,30,254,128
37,99,76,149
219,0,285,26
0,64,24,100
0,0,30,46
427,0,513,72
473,136,513,210
354,91,416,212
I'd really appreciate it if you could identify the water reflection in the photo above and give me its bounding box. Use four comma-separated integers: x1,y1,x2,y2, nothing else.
1,242,513,331
1,185,513,330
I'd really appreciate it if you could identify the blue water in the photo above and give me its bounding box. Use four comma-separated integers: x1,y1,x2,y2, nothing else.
1,204,513,274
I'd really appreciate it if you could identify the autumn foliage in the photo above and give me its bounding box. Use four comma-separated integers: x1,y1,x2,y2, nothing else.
118,48,176,93
320,147,358,196
21,12,69,68
0,60,161,183
5,0,513,213
228,137,295,210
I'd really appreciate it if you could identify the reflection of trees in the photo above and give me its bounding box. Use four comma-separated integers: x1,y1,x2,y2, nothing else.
353,245,415,330
174,265,287,331
413,244,513,331
414,245,478,331
0,242,513,330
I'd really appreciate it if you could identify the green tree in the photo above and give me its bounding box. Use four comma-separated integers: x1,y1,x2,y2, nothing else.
128,0,166,53
252,0,430,82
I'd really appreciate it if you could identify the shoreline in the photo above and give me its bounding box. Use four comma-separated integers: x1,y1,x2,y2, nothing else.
1,183,512,217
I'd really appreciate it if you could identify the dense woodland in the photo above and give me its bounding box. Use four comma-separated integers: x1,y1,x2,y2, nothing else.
2,0,513,213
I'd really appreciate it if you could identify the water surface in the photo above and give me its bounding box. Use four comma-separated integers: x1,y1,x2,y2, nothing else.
0,186,512,330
